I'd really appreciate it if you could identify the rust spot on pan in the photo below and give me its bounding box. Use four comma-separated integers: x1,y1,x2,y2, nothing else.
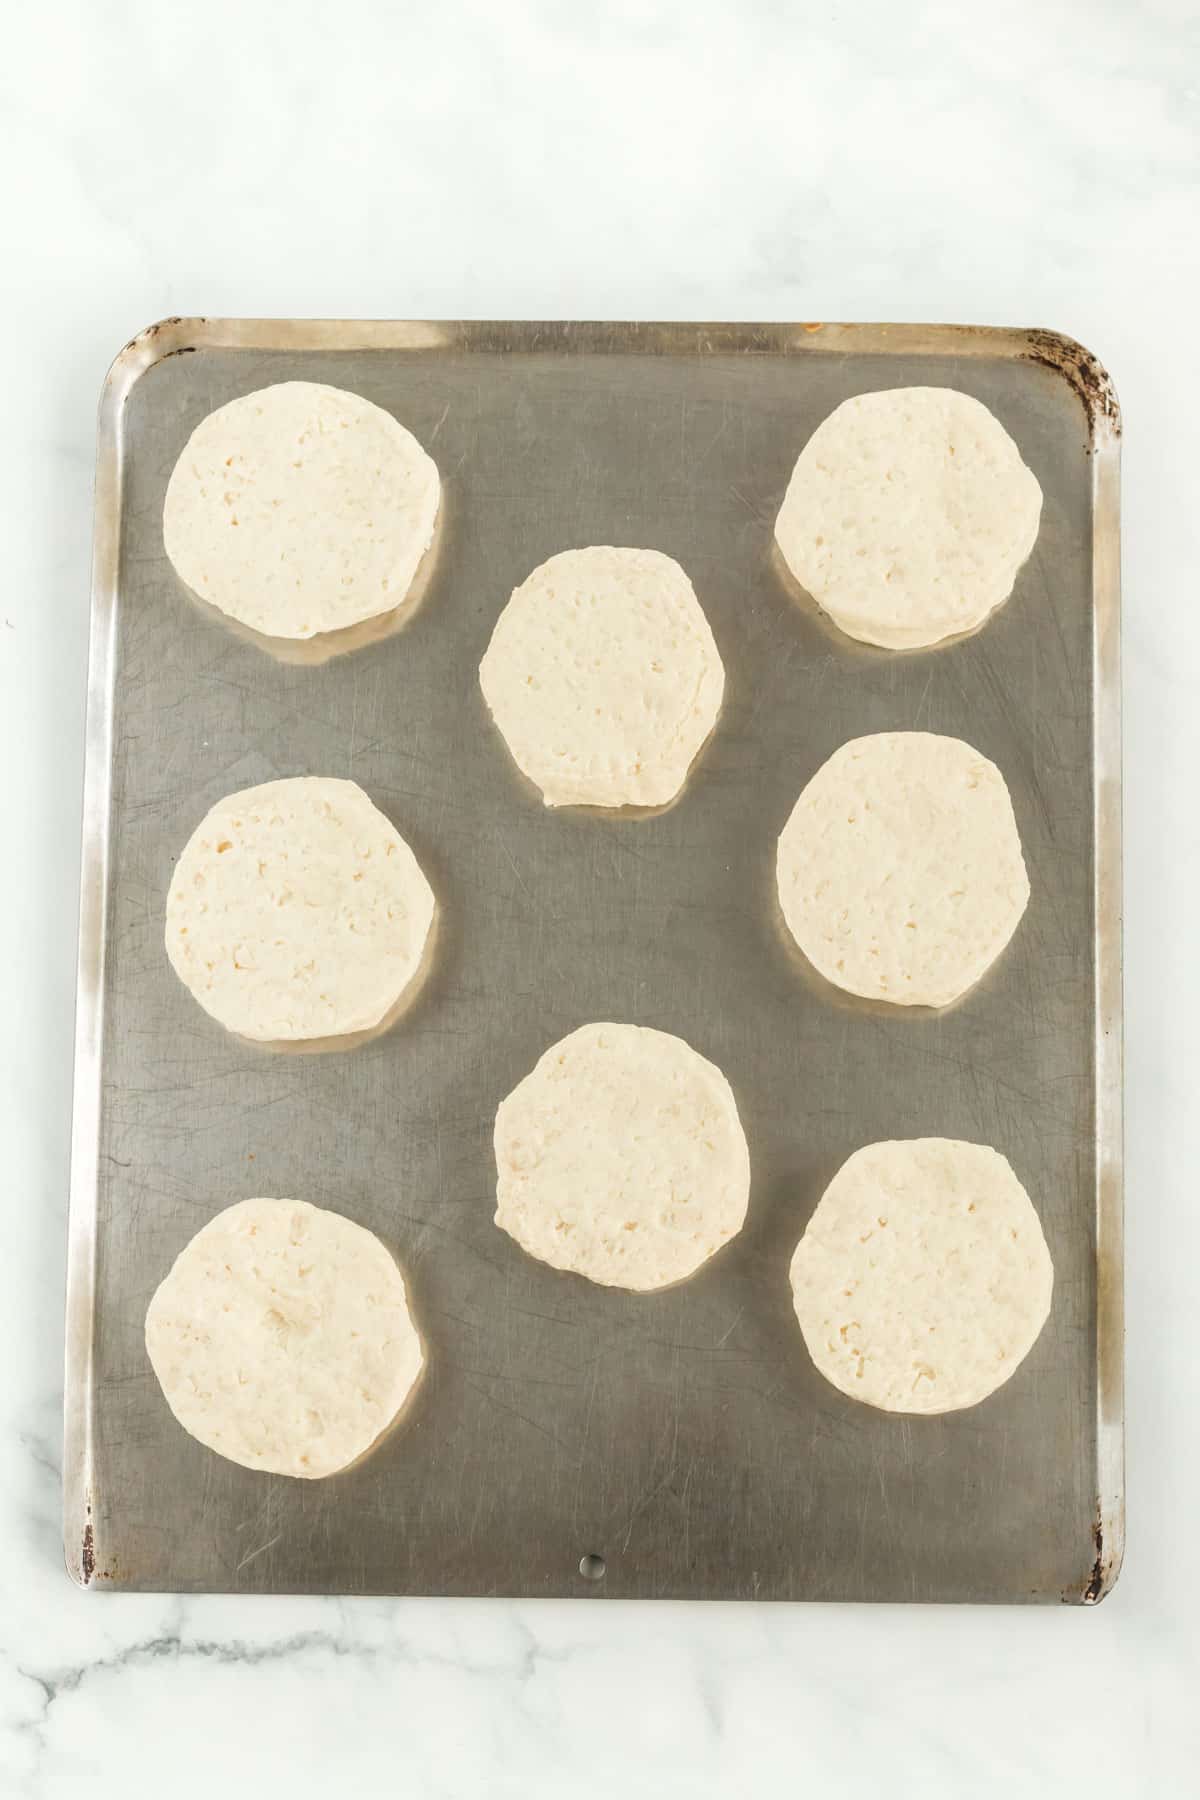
1022,329,1121,437
1082,1519,1106,1604
1077,1507,1123,1605
80,1521,95,1585
116,316,206,365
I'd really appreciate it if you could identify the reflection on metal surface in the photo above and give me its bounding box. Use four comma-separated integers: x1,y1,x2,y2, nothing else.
66,320,1121,1601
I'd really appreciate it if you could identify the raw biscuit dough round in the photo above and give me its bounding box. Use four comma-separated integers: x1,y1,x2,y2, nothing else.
163,381,440,639
774,387,1042,649
145,1198,424,1477
789,1138,1053,1414
478,546,725,808
776,732,1029,1007
166,776,435,1042
493,1022,750,1290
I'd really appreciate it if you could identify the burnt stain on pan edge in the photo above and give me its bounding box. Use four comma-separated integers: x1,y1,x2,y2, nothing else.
1083,1520,1108,1605
1022,328,1121,437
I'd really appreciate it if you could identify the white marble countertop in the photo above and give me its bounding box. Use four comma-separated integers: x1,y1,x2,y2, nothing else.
2,1,1196,1794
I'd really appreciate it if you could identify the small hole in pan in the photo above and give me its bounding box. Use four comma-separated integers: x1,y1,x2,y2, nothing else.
578,1552,606,1581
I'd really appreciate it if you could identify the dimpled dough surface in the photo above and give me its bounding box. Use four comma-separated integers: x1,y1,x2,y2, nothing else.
774,387,1042,649
145,1198,424,1477
493,1023,751,1291
478,546,725,807
789,1139,1054,1414
165,777,435,1042
776,732,1030,1007
162,381,440,638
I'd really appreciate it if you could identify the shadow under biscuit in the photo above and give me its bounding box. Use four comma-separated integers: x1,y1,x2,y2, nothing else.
768,540,998,658
244,912,442,1056
176,503,447,667
324,1302,432,1484
481,702,726,823
767,880,1013,1021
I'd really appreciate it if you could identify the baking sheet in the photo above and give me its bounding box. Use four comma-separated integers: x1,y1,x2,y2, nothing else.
64,320,1122,1601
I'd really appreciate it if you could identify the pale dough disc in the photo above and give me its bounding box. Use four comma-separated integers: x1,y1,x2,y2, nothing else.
166,777,435,1042
776,732,1029,1007
145,1198,424,1477
163,381,440,639
478,546,725,808
789,1138,1053,1414
493,1022,750,1291
774,387,1042,649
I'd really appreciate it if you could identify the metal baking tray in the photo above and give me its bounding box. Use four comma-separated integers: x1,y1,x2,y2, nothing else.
65,320,1122,1601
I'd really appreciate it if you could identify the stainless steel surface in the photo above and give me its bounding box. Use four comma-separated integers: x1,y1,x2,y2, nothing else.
65,319,1122,1601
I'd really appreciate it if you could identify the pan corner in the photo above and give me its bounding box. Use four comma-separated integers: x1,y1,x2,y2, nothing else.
1020,326,1122,441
